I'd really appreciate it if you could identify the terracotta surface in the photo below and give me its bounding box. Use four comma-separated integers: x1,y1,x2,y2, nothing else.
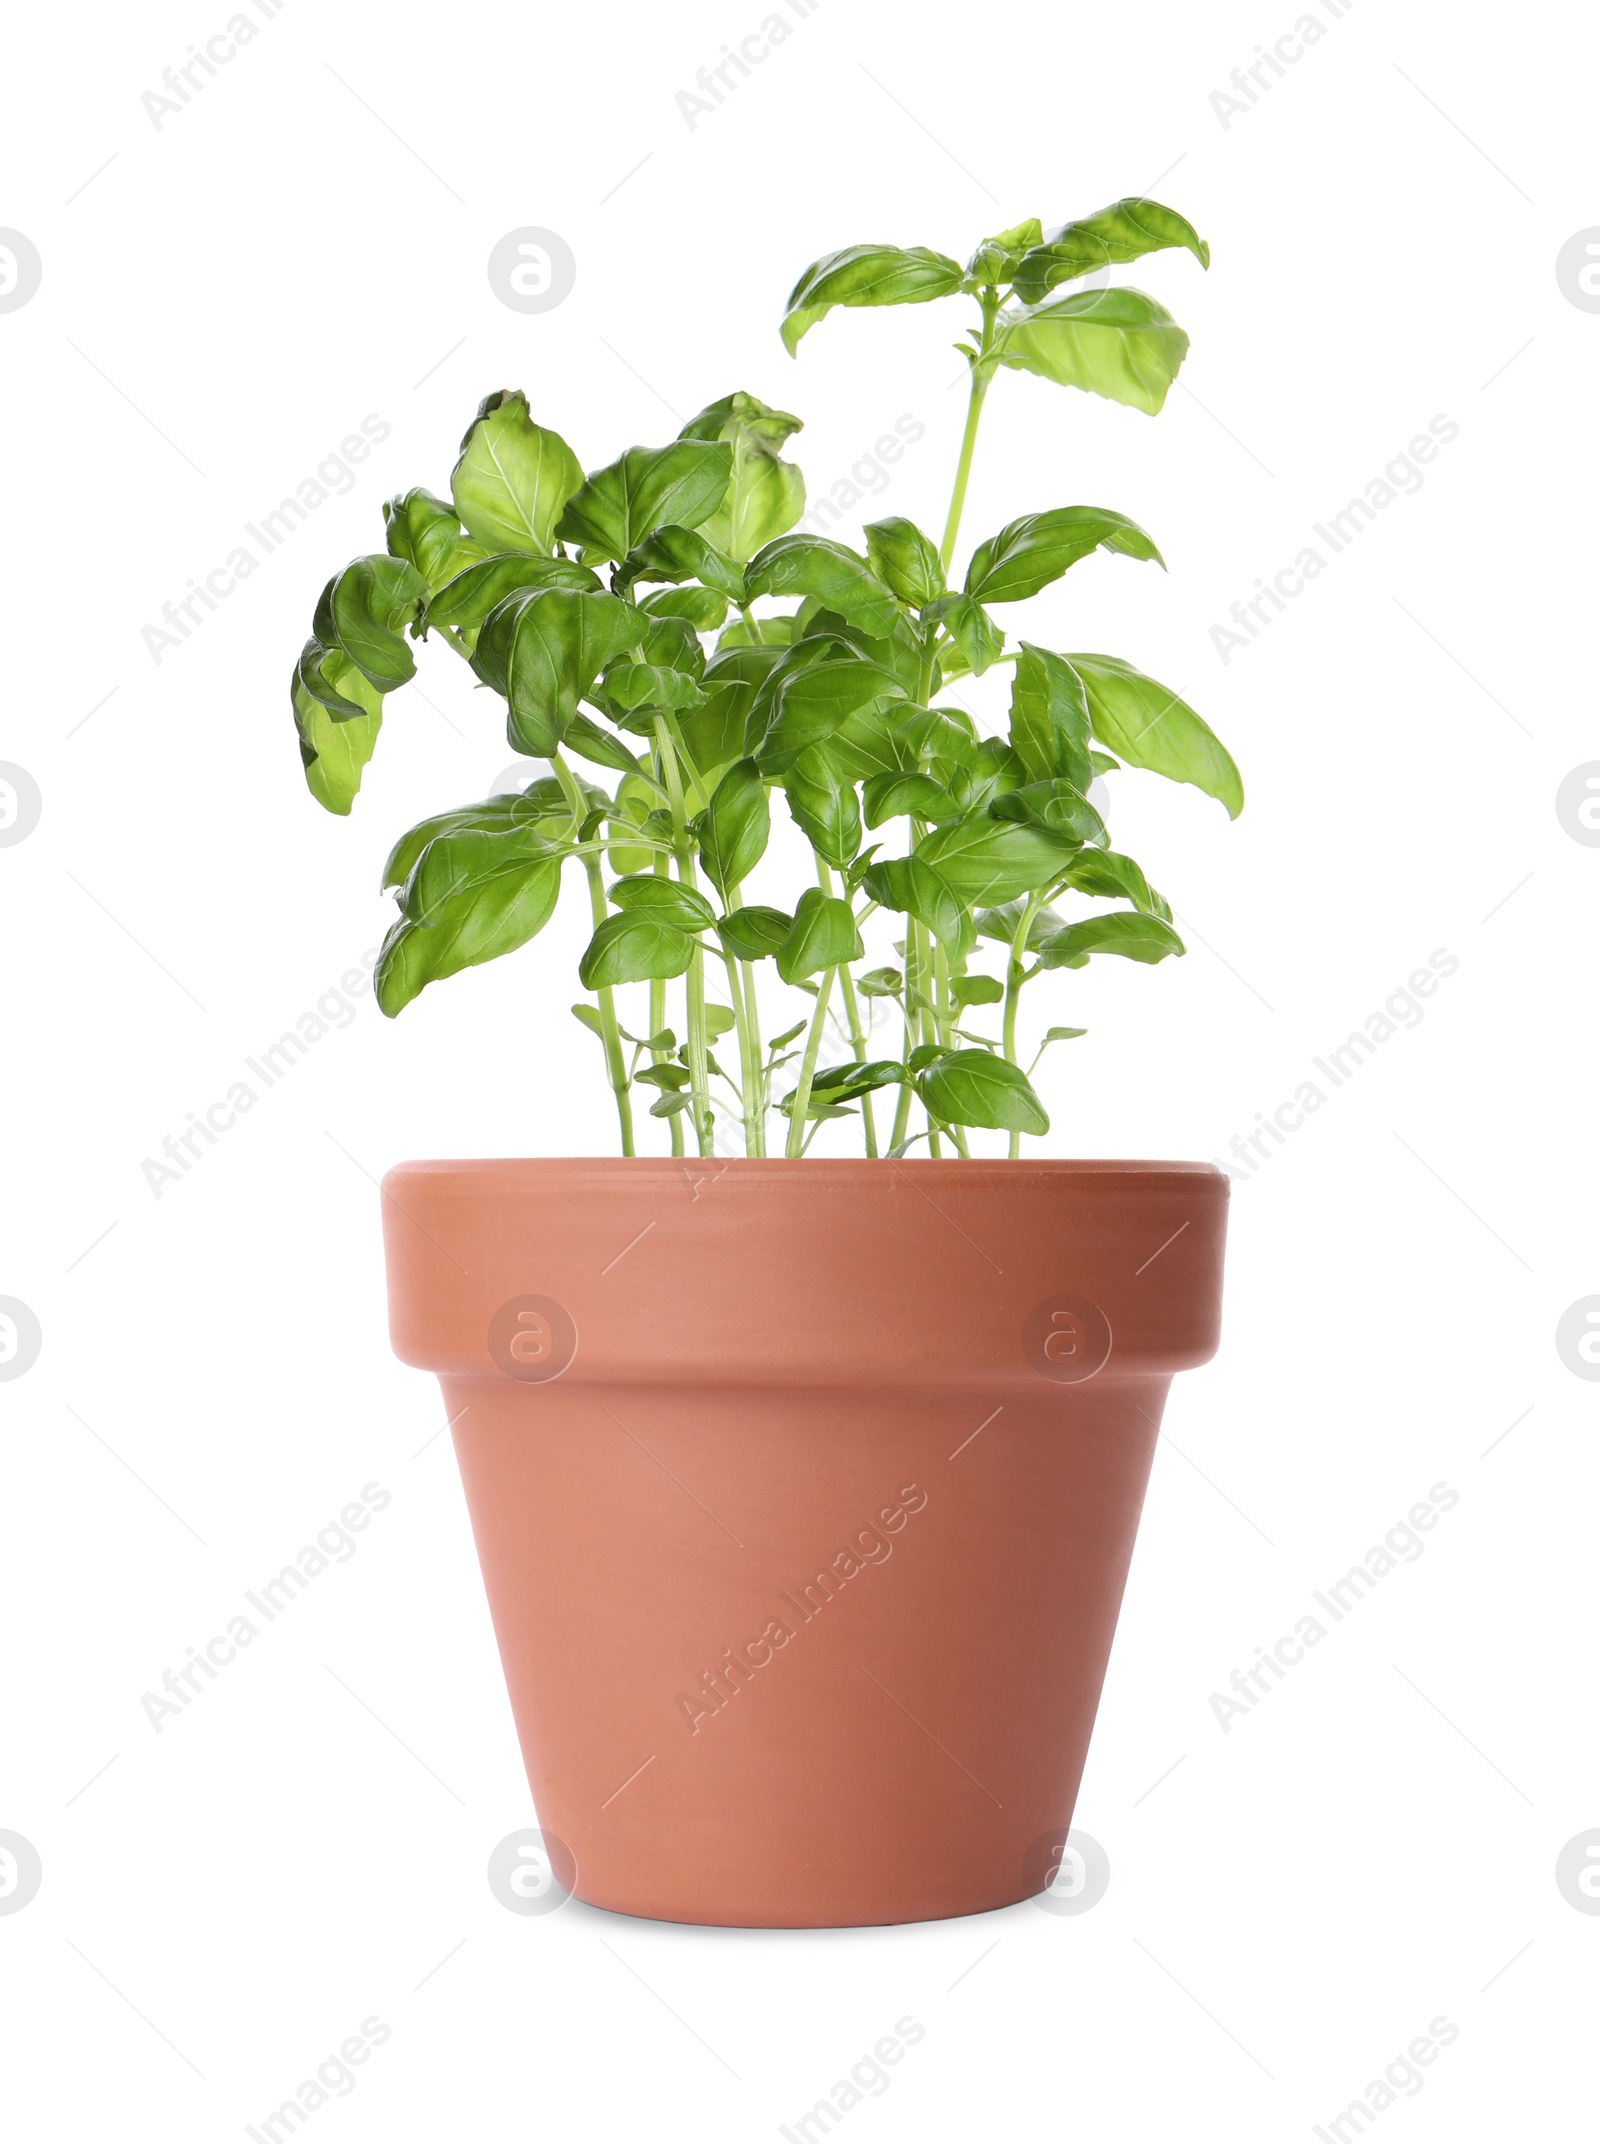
382,1157,1229,1928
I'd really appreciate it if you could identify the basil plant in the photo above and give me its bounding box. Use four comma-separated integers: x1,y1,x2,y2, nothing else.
292,196,1241,1161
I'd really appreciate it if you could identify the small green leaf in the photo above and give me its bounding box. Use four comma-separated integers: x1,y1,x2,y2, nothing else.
925,592,1005,675
562,712,647,780
966,218,1044,287
600,661,707,714
608,873,718,930
557,441,734,562
703,1003,738,1039
864,515,946,608
678,392,807,563
915,1050,1049,1134
614,523,747,602
989,779,1107,844
964,506,1163,604
640,586,729,631
1011,198,1210,306
860,855,969,960
451,390,585,556
384,487,487,593
862,771,959,828
1008,643,1093,792
950,974,1004,1007
717,905,793,961
757,655,904,772
377,826,563,1014
380,788,564,891
781,244,965,354
425,553,601,633
1057,847,1171,920
313,556,426,694
1065,652,1243,817
294,655,382,816
857,966,903,998
783,747,862,869
700,758,771,897
472,587,640,757
999,287,1191,416
1034,910,1186,969
745,534,900,639
775,887,863,984
579,910,696,988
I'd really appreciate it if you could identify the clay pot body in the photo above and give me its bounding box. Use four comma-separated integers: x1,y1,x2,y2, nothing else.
383,1157,1227,1928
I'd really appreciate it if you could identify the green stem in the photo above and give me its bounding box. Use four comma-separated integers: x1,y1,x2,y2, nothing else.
815,861,877,1158
654,716,713,1157
939,292,1001,574
1003,892,1042,1161
718,885,765,1157
651,853,685,1158
551,749,633,1156
784,966,838,1159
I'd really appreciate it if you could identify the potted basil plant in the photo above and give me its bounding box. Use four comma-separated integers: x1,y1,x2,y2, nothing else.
296,197,1238,1928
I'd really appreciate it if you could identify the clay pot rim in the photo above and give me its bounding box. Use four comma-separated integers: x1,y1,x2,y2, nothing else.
385,1155,1229,1190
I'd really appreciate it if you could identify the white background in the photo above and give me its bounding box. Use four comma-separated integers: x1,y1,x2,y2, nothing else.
2,0,1596,2136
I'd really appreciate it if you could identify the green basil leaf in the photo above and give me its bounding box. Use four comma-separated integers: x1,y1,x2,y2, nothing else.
639,586,729,631
775,887,864,983
1011,198,1210,306
608,873,717,930
425,553,602,633
862,771,960,828
924,592,1004,676
378,827,563,1013
989,778,1106,844
1008,643,1094,791
700,758,770,896
744,533,900,638
678,392,807,562
312,556,426,693
451,390,585,556
1056,847,1171,920
916,1050,1048,1134
915,816,1081,904
864,515,946,608
781,244,964,354
999,287,1190,416
599,661,707,713
783,747,862,870
950,974,1004,1007
294,654,382,816
809,1059,909,1101
557,441,734,562
1034,910,1185,969
562,712,647,780
384,487,488,593
614,523,747,602
965,218,1044,287
757,656,905,773
857,966,903,997
964,505,1163,603
472,587,639,756
859,855,969,959
716,905,793,960
578,910,696,988
380,789,560,891
1064,651,1243,817
680,645,783,782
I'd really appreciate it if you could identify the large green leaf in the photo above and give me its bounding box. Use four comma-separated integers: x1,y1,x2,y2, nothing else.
783,747,862,870
860,855,968,958
451,391,584,556
924,593,1004,676
378,825,563,1013
294,655,382,817
579,910,696,988
608,873,717,930
1008,643,1094,792
1034,910,1185,969
964,506,1163,603
472,587,640,756
556,441,733,562
757,655,904,772
775,887,863,983
380,789,566,890
313,556,426,693
1064,652,1243,817
424,553,602,634
681,643,786,779
614,523,747,603
999,288,1190,415
745,534,900,638
1056,847,1171,920
862,771,959,827
915,815,1081,904
1011,198,1210,305
916,1050,1048,1134
989,779,1106,844
678,392,806,563
562,712,647,780
716,905,792,960
699,758,770,897
384,487,488,593
781,244,965,354
864,515,945,608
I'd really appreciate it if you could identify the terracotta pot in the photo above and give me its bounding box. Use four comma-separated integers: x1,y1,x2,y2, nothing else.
382,1156,1227,1928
